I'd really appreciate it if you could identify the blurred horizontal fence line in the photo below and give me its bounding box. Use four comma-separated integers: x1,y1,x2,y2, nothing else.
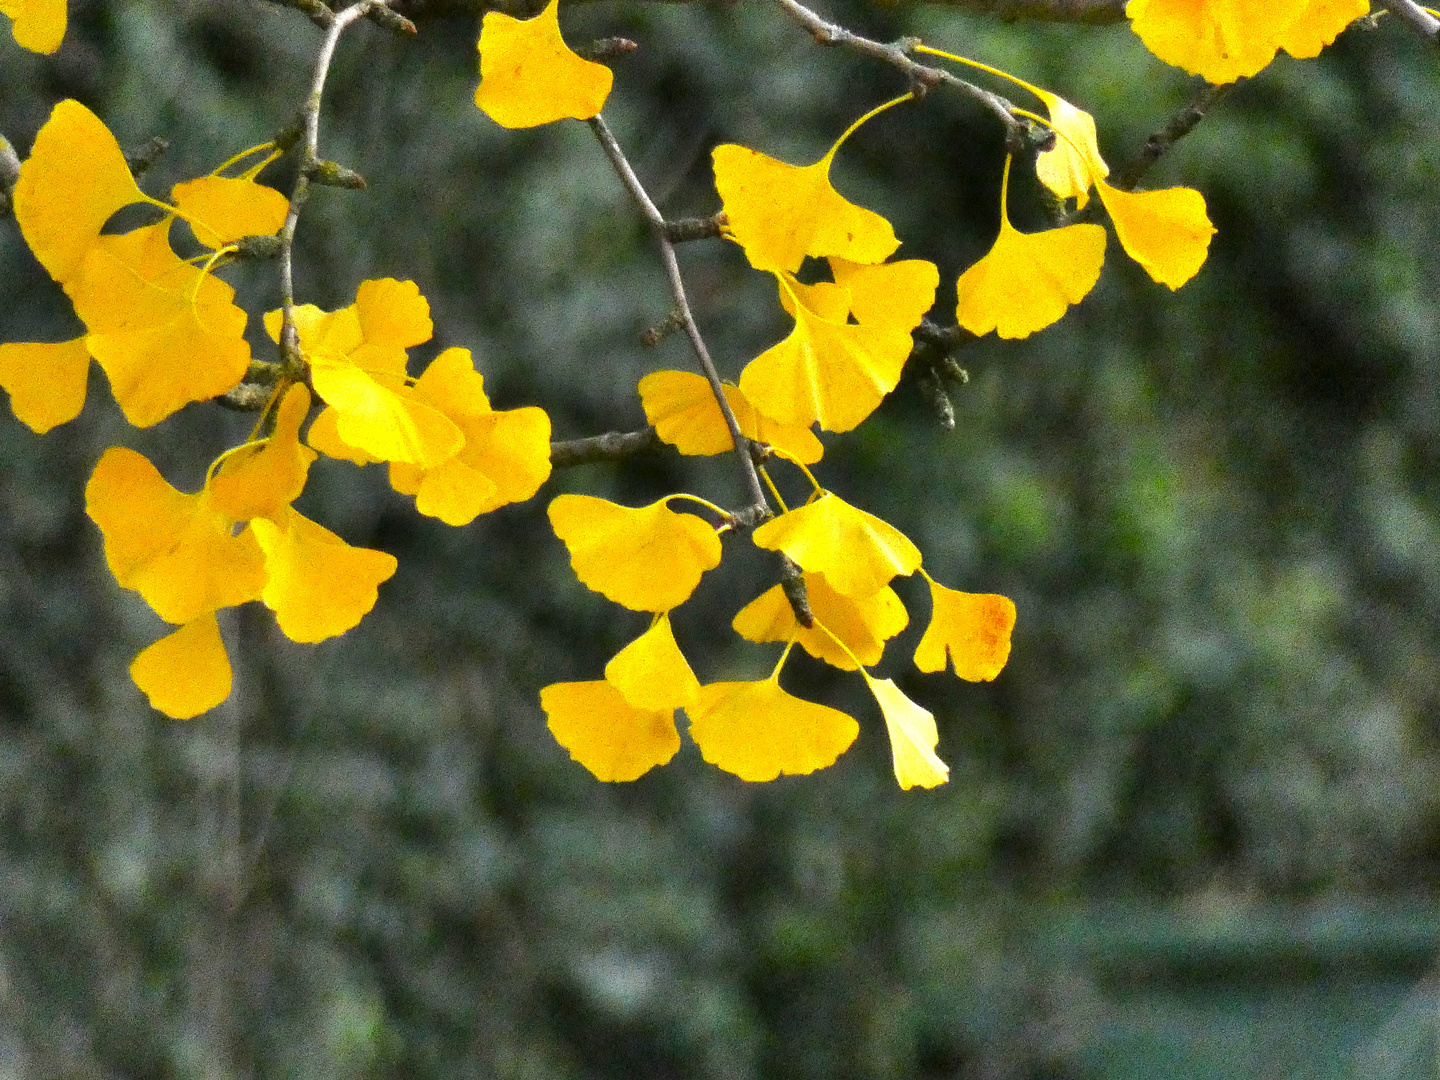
1043,900,1440,1080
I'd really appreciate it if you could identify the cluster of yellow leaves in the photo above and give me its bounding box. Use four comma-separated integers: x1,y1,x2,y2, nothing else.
0,0,64,54
0,97,554,719
1126,0,1371,84
542,487,1016,790
0,100,288,431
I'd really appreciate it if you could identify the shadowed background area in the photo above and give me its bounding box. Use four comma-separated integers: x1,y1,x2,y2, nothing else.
2,1,1439,1077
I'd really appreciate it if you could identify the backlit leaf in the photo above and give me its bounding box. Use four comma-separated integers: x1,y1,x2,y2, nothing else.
1032,90,1108,210
604,614,701,712
1,0,66,53
750,492,921,600
171,175,290,248
687,677,858,781
732,571,907,671
1096,178,1214,289
913,581,1016,681
129,613,233,720
542,680,680,781
0,337,90,433
210,384,317,522
863,674,949,789
476,0,612,128
638,370,823,464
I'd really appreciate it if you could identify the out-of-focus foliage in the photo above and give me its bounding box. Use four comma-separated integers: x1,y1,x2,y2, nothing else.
1,1,1439,1077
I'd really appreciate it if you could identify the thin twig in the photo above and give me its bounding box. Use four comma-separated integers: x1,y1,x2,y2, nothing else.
588,114,771,522
0,134,19,218
1381,0,1440,39
270,0,378,384
550,427,664,467
1111,80,1238,192
768,0,1024,140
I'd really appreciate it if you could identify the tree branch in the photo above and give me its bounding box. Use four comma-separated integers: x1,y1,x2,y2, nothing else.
386,0,1128,21
587,114,772,522
0,134,20,218
1381,0,1440,40
550,427,663,467
1110,79,1238,192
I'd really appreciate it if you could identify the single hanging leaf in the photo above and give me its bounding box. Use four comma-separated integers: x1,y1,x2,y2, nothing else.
541,680,680,781
548,494,722,613
13,99,145,286
247,507,398,644
1031,90,1108,210
913,580,1016,682
171,176,290,248
826,258,940,331
638,370,823,464
739,279,914,433
129,613,233,720
604,614,702,712
0,338,91,433
209,384,317,523
750,492,921,600
955,215,1106,340
85,447,266,625
863,674,948,790
1096,178,1214,290
476,0,612,128
732,571,907,671
0,0,66,53
687,677,858,782
712,143,898,275
73,221,251,427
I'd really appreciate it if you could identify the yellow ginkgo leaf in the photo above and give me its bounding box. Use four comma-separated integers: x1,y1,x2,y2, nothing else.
170,176,290,248
1278,0,1369,59
73,221,251,427
310,358,463,468
1125,0,1307,83
129,612,233,720
956,158,1106,340
306,406,379,465
732,571,908,671
826,258,940,331
247,507,398,644
913,580,1016,682
862,674,948,789
0,0,65,53
1096,177,1215,290
475,0,612,128
1032,90,1108,210
541,679,680,781
85,447,267,625
263,303,364,366
750,492,921,600
353,277,432,380
637,370,823,464
712,143,899,275
686,677,859,782
739,282,914,433
0,337,91,433
13,99,145,287
548,494,722,612
604,613,702,712
210,384,317,523
396,347,552,525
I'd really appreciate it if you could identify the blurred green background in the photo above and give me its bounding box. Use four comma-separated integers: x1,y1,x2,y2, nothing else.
3,1,1439,1076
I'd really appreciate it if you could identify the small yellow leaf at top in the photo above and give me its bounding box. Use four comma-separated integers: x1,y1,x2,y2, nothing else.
1096,178,1214,290
247,507,398,644
0,338,90,433
712,143,899,275
548,494,722,612
354,278,433,367
129,612,233,720
732,571,907,671
751,492,921,600
541,679,680,781
85,446,267,625
1031,90,1108,210
210,384,317,523
171,176,290,248
862,674,948,790
1124,0,1307,83
686,677,859,782
604,613,702,712
476,0,612,128
13,99,144,287
637,370,823,464
1278,0,1370,59
913,580,1016,682
1,0,66,53
955,213,1107,340
74,221,251,427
